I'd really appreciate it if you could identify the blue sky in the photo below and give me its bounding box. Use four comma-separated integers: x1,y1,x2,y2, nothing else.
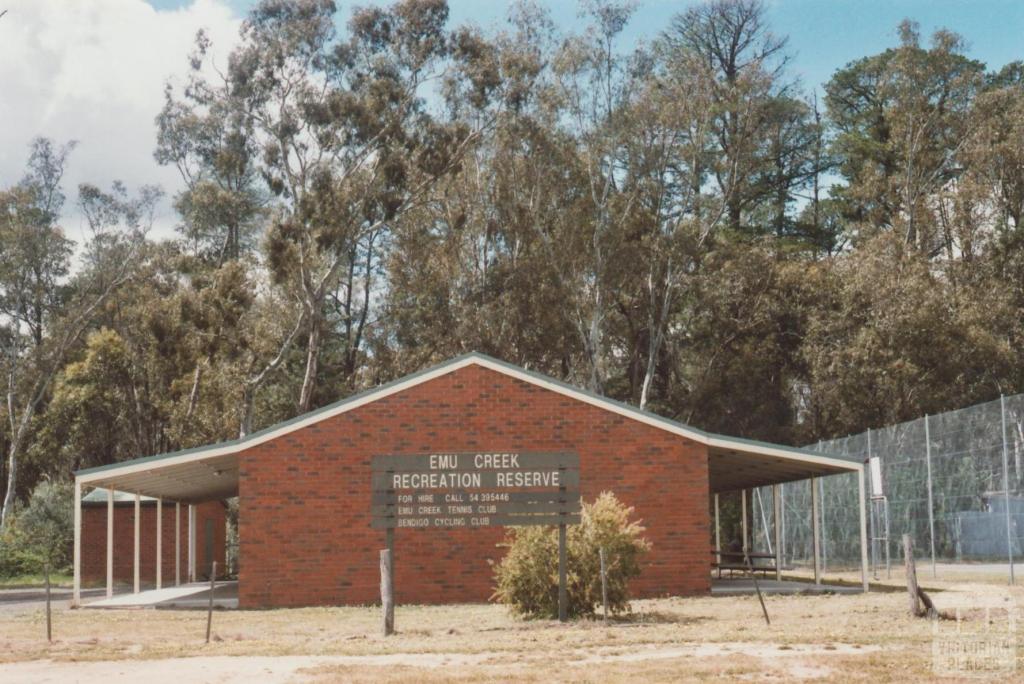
4,1,1019,244
146,0,1024,94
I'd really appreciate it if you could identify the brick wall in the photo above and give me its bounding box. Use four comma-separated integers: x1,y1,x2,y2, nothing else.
82,499,227,586
238,363,710,608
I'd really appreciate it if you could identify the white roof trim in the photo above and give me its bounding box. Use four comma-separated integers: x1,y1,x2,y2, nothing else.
77,353,859,485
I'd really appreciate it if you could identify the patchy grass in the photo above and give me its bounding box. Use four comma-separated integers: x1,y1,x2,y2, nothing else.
0,575,1021,682
0,573,72,589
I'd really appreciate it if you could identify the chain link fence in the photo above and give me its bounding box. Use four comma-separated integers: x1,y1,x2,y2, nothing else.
750,394,1024,580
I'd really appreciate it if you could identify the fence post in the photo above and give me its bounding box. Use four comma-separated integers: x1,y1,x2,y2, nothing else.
925,415,937,578
205,561,216,643
1001,394,1015,585
45,562,52,643
599,547,608,622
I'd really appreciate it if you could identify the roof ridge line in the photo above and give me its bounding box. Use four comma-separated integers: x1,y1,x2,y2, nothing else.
76,353,856,481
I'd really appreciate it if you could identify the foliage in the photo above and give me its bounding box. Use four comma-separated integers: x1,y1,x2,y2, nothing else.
0,480,72,576
3,0,1024,523
491,492,651,619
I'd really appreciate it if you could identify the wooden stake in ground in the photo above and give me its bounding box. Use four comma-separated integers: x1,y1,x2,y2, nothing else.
903,534,947,619
599,547,608,621
45,563,52,643
380,548,394,636
206,561,216,643
745,554,771,625
903,535,921,616
558,523,567,622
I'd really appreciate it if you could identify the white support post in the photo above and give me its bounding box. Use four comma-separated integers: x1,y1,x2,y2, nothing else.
858,466,870,593
156,498,162,590
713,493,721,566
188,504,196,583
133,493,140,594
175,501,181,586
924,415,937,578
1001,395,1016,585
811,476,821,585
741,489,748,558
72,479,82,607
106,488,114,598
819,476,828,574
773,484,782,581
867,428,876,579
780,483,786,564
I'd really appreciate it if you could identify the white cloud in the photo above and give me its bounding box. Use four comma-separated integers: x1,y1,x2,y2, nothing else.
0,0,243,244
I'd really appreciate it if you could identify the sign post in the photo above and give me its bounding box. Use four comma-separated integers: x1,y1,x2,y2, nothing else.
380,548,394,636
558,522,567,622
371,451,581,629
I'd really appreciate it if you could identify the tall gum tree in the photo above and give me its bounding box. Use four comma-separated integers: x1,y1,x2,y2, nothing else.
382,2,582,375
0,145,157,530
186,0,485,413
825,21,984,251
548,0,638,394
662,0,790,235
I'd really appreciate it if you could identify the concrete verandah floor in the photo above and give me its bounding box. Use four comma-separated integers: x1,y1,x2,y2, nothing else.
711,577,861,595
84,581,238,609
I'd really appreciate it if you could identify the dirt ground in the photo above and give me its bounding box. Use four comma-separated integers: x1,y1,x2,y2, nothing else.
0,571,1020,682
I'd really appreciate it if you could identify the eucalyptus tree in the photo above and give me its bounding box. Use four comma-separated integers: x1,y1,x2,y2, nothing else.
959,69,1024,237
155,30,267,266
825,21,984,250
0,140,74,528
0,144,157,530
614,46,720,410
545,0,639,394
178,0,484,413
624,0,810,410
662,0,790,235
383,1,583,376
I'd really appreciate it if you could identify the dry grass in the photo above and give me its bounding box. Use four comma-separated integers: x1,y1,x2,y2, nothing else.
1,574,1021,682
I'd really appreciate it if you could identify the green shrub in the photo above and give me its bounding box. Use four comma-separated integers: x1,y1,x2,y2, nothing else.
0,480,72,578
491,491,651,619
0,537,46,577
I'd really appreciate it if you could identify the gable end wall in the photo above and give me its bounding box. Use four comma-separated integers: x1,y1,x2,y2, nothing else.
238,364,709,608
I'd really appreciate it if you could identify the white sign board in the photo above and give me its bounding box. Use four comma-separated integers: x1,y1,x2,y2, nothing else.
869,456,883,496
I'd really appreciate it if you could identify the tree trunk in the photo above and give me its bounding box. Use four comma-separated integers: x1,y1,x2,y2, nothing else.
298,317,321,413
185,363,203,422
0,403,32,531
0,440,18,531
639,355,655,410
238,385,255,439
584,307,604,395
239,309,304,437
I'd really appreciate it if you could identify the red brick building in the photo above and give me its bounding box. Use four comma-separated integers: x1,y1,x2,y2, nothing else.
72,353,867,608
80,491,226,587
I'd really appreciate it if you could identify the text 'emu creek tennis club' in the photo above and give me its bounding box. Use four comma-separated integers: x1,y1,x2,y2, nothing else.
370,452,580,529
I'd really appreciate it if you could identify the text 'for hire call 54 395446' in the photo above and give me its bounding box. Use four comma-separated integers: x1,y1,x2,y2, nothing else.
371,452,580,529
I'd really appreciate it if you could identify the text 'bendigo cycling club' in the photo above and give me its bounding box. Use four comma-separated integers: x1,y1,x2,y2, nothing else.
370,452,580,530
